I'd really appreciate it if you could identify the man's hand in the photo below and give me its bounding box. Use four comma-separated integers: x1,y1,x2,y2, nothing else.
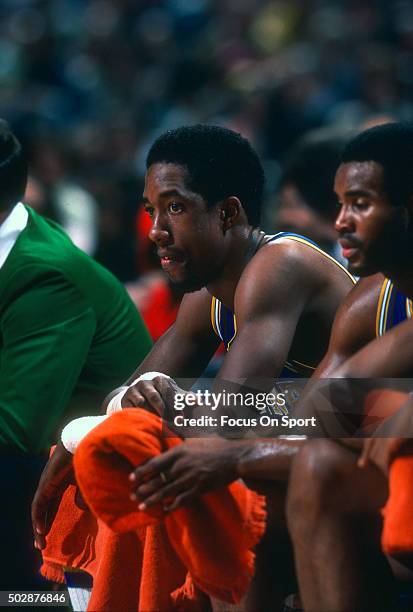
358,438,406,474
357,394,413,474
122,376,188,417
129,438,245,512
31,441,74,550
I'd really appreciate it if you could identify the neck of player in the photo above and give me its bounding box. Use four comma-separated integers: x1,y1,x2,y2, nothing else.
206,225,262,310
385,253,413,299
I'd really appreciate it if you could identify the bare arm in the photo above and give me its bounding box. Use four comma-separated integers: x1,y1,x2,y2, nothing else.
312,274,381,378
299,275,413,440
334,318,413,378
101,289,220,413
358,394,413,473
217,241,316,382
210,245,362,476
126,288,220,381
313,272,413,378
130,436,305,515
333,315,413,463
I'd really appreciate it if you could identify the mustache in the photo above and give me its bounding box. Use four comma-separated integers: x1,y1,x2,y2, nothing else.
338,233,363,248
157,248,184,259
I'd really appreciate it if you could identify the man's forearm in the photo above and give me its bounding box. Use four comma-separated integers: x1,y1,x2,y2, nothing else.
234,438,304,482
333,320,413,378
368,395,413,438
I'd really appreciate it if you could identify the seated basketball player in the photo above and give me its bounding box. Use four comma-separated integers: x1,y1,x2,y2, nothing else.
287,122,413,612
33,125,354,609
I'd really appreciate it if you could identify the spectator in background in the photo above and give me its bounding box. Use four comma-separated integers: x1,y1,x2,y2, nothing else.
275,128,353,262
23,175,47,214
29,139,98,255
2,1,412,284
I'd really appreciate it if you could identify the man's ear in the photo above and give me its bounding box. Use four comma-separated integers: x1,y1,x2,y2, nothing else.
220,197,241,232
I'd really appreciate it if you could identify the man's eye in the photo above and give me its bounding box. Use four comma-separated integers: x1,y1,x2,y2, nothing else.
169,202,183,214
144,207,154,217
353,201,368,210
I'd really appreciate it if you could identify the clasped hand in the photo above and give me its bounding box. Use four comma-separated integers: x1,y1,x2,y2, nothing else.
129,438,241,512
121,376,189,418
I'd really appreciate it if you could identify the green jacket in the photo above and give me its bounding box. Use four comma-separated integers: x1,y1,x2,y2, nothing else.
0,206,152,454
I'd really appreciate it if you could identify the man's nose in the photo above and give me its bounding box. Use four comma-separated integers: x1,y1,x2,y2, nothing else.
148,214,172,245
335,205,354,234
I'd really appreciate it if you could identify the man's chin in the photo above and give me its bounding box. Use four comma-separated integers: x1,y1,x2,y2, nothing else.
347,260,379,277
165,265,220,294
169,275,206,294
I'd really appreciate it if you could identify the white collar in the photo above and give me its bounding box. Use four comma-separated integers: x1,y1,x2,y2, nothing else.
0,202,29,269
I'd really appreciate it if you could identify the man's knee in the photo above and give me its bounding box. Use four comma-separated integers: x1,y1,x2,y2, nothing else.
287,439,355,531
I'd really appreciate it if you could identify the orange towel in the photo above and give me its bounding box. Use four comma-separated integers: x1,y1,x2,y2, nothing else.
41,409,266,611
41,489,194,612
40,483,98,584
73,409,266,605
382,442,413,557
360,390,413,557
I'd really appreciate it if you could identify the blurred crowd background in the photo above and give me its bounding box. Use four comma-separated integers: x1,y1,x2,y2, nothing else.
2,0,413,336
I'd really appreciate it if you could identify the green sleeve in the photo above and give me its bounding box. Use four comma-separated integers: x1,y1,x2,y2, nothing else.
0,269,97,454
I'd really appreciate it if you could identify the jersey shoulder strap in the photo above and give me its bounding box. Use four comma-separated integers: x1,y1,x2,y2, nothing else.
376,277,413,337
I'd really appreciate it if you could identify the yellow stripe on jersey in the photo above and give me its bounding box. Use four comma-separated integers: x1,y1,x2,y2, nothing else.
211,296,219,337
217,299,222,340
382,282,393,334
376,278,390,337
380,280,393,337
289,358,316,372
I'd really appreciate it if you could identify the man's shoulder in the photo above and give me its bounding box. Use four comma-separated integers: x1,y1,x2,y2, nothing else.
232,238,315,321
260,234,353,279
341,274,384,315
239,234,351,297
